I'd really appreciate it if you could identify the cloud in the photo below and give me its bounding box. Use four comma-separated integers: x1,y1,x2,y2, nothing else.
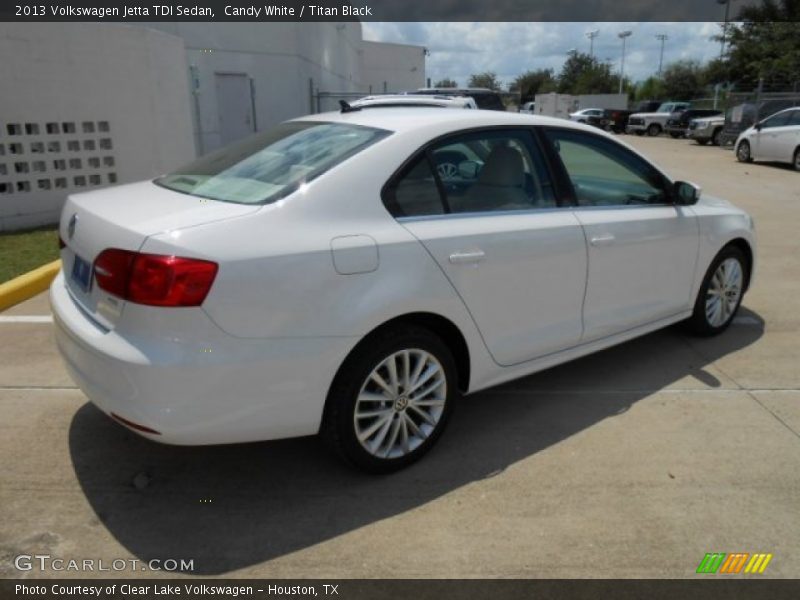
362,22,725,87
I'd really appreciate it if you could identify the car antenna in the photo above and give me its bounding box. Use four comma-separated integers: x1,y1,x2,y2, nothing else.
339,100,361,113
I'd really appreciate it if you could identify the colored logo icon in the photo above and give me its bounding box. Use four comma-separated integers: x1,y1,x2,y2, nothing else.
696,553,773,574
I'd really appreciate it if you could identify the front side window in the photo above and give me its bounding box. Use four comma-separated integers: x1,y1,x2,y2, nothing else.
545,129,669,207
788,110,800,126
157,121,390,205
760,111,793,129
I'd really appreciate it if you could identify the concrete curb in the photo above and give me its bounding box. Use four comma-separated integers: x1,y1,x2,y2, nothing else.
0,260,61,312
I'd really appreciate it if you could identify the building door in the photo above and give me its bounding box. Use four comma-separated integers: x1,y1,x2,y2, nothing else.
215,73,255,146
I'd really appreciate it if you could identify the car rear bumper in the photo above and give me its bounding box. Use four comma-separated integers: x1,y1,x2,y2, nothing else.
50,271,357,445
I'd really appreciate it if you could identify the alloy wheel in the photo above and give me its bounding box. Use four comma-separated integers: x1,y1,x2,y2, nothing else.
353,349,447,459
705,257,743,328
737,141,751,162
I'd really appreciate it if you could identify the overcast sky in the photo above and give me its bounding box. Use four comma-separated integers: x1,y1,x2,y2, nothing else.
362,22,725,87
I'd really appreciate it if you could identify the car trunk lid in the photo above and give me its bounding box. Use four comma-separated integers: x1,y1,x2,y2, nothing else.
59,180,259,330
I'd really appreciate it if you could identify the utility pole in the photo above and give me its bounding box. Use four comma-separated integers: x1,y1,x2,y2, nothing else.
618,30,632,95
718,0,733,60
655,34,668,77
585,30,599,58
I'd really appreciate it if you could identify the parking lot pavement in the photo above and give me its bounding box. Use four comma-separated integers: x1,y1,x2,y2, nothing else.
1,136,798,579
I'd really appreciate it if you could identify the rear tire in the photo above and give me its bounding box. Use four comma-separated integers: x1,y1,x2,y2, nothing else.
711,128,722,146
686,246,748,336
696,139,709,146
737,140,753,163
322,325,457,473
647,124,662,137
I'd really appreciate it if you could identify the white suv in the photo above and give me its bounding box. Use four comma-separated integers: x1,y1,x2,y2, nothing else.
627,102,691,136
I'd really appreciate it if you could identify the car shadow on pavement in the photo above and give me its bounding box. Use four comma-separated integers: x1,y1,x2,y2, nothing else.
69,308,764,575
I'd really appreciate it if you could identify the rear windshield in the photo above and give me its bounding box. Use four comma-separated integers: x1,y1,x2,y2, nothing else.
156,121,390,205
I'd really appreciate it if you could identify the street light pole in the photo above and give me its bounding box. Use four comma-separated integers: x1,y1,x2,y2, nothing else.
586,30,599,58
718,0,732,60
618,30,632,95
655,34,668,77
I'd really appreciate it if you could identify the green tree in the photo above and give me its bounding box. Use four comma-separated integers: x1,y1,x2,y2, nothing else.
661,60,707,100
509,69,556,101
468,71,502,91
433,78,458,88
556,52,617,94
718,0,800,90
636,76,666,101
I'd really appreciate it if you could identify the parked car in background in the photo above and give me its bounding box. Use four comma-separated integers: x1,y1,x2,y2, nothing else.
627,101,691,136
632,100,663,114
735,107,800,170
569,108,605,123
720,99,800,146
603,109,634,134
51,107,756,472
413,87,506,111
519,101,536,114
688,114,726,146
665,109,722,138
351,94,477,110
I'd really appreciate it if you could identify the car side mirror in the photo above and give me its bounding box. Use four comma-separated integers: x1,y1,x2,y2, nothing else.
458,160,481,179
674,181,701,206
755,122,763,131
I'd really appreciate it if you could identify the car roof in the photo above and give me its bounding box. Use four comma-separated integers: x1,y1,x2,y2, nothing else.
350,94,475,108
294,107,593,135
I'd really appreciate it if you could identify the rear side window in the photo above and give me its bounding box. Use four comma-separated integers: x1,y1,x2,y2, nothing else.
384,156,444,217
384,129,556,218
157,122,390,205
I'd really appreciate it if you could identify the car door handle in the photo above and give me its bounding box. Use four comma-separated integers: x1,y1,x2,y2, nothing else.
590,234,616,247
449,250,486,264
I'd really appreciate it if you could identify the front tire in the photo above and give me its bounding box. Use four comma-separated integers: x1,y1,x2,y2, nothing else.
793,148,800,172
711,128,722,146
686,246,748,336
322,326,457,473
669,132,681,139
647,124,662,137
737,140,752,163
696,139,709,146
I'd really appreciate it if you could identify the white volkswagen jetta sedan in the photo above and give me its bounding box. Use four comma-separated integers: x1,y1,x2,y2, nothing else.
51,108,756,472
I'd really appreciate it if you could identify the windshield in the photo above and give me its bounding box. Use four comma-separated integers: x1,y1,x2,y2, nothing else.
657,103,675,113
156,121,390,205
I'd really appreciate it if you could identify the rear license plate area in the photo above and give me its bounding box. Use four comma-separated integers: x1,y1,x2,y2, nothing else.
71,254,93,293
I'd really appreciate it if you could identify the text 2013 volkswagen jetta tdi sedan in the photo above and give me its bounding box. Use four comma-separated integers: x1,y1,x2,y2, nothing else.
51,108,755,472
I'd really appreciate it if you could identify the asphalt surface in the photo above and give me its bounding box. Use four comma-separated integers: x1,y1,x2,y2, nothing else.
1,135,798,579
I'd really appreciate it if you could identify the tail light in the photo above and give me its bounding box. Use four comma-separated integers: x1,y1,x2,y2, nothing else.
94,249,218,307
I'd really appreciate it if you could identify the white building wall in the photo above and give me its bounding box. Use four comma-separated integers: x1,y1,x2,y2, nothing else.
1,22,425,231
360,41,426,94
0,23,195,231
143,23,369,154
